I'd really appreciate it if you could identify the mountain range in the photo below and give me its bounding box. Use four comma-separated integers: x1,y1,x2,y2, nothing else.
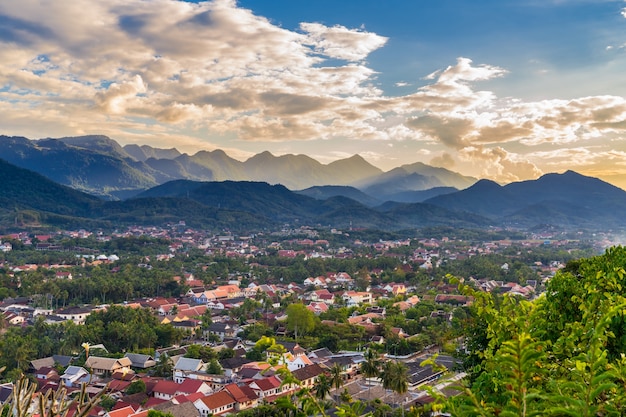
0,135,472,201
2,138,626,232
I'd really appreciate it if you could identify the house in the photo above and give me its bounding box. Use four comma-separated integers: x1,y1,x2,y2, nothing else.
342,291,373,307
326,355,361,378
176,379,213,396
222,383,259,411
0,383,12,405
219,357,252,378
246,376,284,401
124,353,157,369
29,356,65,372
173,357,205,383
306,302,329,315
85,356,132,376
285,353,314,372
55,306,93,324
153,380,181,401
35,366,59,381
310,289,334,304
55,271,73,280
60,366,90,387
291,364,326,389
2,311,25,326
194,391,236,416
172,319,202,337
204,323,236,342
383,283,407,296
151,400,201,417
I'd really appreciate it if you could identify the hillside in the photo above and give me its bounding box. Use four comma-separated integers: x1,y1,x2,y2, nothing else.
2,151,626,232
296,185,382,207
425,171,626,229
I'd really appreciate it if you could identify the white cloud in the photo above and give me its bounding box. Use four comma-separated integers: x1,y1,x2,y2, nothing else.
300,22,388,62
0,0,626,184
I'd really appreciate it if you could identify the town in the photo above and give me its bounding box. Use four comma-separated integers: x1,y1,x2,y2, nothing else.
0,223,613,416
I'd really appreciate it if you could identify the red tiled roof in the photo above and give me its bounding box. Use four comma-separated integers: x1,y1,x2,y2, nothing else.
142,397,167,409
107,406,136,417
199,391,235,410
252,376,281,391
177,379,205,394
153,380,180,395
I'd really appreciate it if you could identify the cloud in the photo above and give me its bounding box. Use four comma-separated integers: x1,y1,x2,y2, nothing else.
0,0,625,184
459,146,543,183
430,152,456,169
300,22,388,62
95,75,147,114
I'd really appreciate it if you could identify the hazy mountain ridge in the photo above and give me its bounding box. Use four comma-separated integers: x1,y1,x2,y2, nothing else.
0,135,471,200
2,156,626,231
425,171,626,228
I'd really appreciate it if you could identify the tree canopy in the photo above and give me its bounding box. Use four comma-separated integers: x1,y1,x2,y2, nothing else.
445,245,626,416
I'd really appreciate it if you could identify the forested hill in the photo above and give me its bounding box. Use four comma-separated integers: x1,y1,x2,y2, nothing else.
3,155,626,232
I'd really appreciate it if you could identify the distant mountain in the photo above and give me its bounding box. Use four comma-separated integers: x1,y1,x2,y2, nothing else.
124,144,182,161
134,179,490,230
240,152,382,189
2,155,626,232
357,162,476,200
0,135,158,198
0,135,389,197
425,171,626,229
377,186,459,204
0,159,271,231
296,185,382,207
56,135,131,159
184,150,246,181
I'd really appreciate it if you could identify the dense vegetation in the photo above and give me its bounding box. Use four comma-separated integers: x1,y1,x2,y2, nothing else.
445,245,626,416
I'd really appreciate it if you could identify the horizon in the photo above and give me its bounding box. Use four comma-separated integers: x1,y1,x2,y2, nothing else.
1,1,626,188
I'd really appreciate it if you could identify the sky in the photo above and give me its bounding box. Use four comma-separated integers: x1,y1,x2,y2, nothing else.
2,0,626,187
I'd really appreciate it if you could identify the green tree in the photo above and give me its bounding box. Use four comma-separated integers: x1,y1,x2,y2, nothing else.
206,358,223,375
361,349,380,400
444,246,626,416
315,373,332,401
125,379,146,395
380,360,408,414
329,363,344,403
285,303,316,342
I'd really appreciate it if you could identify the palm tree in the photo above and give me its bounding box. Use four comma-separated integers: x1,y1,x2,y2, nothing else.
329,363,344,403
315,373,332,401
380,360,408,415
360,349,380,399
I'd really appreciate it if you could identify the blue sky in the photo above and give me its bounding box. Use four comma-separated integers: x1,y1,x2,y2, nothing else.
1,0,626,187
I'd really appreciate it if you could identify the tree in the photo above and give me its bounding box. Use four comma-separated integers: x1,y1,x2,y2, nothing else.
315,373,332,401
329,363,344,403
360,349,380,400
125,379,146,395
206,358,223,375
380,360,408,414
152,354,173,378
99,395,117,412
444,246,626,416
285,303,316,342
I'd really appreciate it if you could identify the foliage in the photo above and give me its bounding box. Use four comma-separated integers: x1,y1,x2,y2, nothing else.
285,303,317,342
446,246,626,416
206,358,223,375
125,379,146,395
